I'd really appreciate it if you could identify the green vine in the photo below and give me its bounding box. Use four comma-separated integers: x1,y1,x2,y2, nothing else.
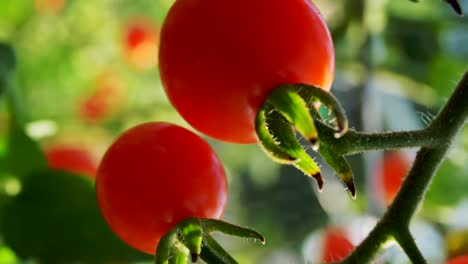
340,70,468,263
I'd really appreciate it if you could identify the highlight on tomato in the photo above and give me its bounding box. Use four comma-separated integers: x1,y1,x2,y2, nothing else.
78,71,125,123
373,151,412,206
96,122,228,255
159,0,335,144
34,0,66,15
45,144,98,178
124,19,160,70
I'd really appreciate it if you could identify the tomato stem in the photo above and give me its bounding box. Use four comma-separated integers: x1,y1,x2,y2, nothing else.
341,70,468,263
155,218,265,264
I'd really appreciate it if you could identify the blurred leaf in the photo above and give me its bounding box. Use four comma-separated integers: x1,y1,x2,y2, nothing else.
425,160,468,207
0,43,16,75
1,169,151,262
3,120,46,179
429,56,468,98
0,246,17,263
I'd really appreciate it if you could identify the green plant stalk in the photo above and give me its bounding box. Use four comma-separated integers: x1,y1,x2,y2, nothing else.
341,70,468,263
316,123,442,156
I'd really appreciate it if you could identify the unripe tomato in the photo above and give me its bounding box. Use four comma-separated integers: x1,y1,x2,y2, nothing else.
45,144,98,178
96,122,227,254
321,227,355,263
374,152,411,205
447,255,468,264
159,0,334,143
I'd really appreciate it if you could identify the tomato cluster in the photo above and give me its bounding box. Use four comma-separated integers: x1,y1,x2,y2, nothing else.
96,0,335,260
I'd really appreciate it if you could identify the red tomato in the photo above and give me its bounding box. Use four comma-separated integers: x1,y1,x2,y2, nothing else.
375,152,411,205
321,227,355,263
124,20,160,70
96,122,227,254
447,255,468,264
45,145,98,178
159,0,335,144
34,0,65,15
79,72,125,123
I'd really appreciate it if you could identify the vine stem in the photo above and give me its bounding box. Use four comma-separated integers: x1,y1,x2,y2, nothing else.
340,70,468,263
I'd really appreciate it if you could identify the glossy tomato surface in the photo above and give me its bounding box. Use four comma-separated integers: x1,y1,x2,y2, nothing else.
45,145,98,178
96,122,227,254
159,0,334,143
321,227,355,263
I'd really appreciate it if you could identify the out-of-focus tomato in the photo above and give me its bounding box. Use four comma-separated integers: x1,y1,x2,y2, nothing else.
373,151,411,205
124,20,160,70
34,0,65,15
321,227,355,263
78,72,125,123
45,144,98,178
447,255,468,264
159,0,334,143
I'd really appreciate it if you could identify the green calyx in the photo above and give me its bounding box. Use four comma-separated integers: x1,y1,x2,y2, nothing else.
154,218,265,264
255,84,355,198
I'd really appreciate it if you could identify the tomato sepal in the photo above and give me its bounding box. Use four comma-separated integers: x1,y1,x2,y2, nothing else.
255,105,299,163
267,85,319,147
255,84,355,196
294,84,348,138
318,144,356,198
154,218,265,264
200,234,237,264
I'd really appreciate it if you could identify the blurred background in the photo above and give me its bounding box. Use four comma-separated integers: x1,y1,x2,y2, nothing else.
0,0,467,263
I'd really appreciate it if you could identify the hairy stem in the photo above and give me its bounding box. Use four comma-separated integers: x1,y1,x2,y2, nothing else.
393,229,427,264
316,122,443,156
341,71,468,263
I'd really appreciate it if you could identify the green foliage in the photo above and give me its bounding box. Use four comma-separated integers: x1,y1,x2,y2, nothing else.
1,169,150,263
3,120,47,179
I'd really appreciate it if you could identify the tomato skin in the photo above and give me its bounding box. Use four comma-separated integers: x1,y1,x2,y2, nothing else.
45,145,98,178
159,0,334,144
447,255,468,264
96,122,227,254
321,227,355,263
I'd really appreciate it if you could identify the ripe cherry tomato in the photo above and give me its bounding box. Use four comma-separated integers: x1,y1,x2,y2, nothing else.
321,227,355,263
79,72,125,123
45,144,98,178
96,122,227,254
374,152,411,205
159,0,334,144
124,20,160,70
447,255,468,264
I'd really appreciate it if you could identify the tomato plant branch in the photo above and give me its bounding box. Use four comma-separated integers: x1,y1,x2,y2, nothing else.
341,70,468,263
393,228,427,264
316,123,441,156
